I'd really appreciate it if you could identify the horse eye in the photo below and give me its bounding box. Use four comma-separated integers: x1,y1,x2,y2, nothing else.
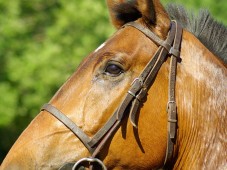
104,63,123,76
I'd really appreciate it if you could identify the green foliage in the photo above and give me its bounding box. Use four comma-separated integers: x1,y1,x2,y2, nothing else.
0,0,113,162
0,0,226,163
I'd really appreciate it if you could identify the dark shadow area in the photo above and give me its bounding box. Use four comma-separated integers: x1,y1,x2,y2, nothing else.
0,114,33,163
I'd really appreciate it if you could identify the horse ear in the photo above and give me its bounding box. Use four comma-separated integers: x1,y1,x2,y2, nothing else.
106,0,170,36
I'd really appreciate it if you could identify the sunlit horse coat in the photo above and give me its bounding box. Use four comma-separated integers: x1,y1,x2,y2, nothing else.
1,0,226,169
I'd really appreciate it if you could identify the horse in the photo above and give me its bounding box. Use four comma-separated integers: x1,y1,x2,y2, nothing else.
1,0,226,169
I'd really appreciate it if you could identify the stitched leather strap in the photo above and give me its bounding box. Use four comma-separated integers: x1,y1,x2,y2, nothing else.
126,21,176,128
164,20,182,167
41,104,94,153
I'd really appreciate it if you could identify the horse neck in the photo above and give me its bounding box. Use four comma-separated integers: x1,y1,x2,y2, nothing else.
174,31,227,169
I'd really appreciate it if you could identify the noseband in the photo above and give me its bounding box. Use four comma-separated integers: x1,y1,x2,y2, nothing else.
41,20,182,169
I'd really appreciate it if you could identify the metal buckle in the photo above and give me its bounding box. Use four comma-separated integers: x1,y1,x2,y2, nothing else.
166,101,175,112
72,157,107,170
128,78,144,97
130,77,143,86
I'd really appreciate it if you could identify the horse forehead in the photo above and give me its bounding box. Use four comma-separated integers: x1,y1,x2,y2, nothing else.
106,26,151,51
92,27,155,65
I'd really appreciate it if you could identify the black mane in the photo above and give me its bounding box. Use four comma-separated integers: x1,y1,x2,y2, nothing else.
166,4,227,63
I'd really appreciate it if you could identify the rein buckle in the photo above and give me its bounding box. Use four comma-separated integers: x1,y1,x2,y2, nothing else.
72,157,107,170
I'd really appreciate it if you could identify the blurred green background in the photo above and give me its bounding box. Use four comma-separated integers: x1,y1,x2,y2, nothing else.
0,0,226,163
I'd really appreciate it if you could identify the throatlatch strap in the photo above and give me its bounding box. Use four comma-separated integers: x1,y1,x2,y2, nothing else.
164,20,182,167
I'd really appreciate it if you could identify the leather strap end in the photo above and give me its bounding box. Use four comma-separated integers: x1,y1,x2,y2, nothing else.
129,99,140,128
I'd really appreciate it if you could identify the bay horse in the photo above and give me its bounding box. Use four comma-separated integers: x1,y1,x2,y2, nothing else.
1,0,226,169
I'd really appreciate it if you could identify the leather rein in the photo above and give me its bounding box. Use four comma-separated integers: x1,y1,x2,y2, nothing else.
41,20,182,169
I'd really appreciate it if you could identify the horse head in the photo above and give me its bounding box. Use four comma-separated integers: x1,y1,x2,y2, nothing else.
1,0,226,169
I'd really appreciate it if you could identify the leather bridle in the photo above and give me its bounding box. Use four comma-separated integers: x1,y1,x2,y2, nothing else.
41,20,182,170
